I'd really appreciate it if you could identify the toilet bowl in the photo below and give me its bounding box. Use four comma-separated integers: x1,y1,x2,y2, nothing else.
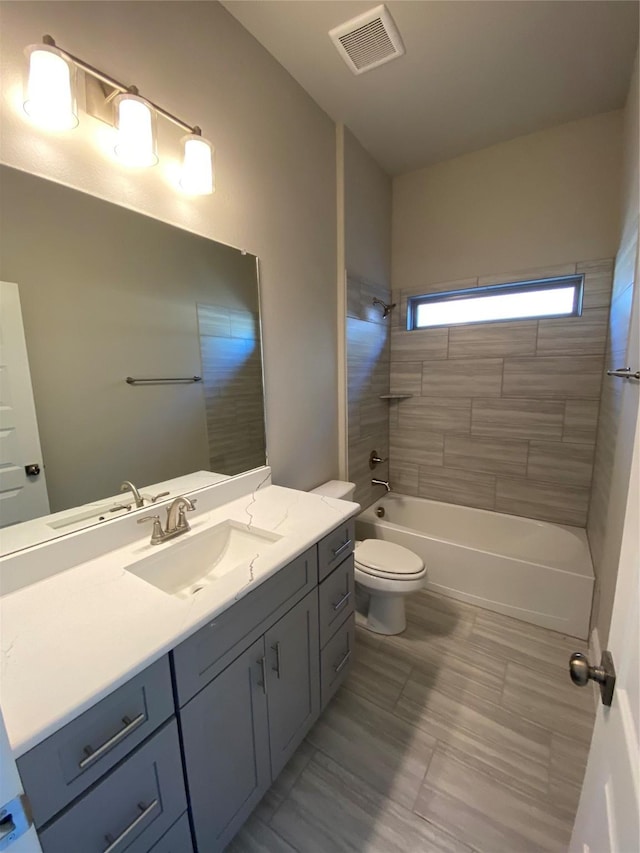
310,481,427,635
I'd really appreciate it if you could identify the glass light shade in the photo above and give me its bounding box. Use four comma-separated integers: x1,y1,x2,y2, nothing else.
113,93,158,168
23,44,78,130
180,134,214,195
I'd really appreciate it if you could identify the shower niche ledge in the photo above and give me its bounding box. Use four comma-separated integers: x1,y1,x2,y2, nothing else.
379,394,413,400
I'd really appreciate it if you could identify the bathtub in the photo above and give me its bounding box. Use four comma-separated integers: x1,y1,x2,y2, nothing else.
357,493,594,639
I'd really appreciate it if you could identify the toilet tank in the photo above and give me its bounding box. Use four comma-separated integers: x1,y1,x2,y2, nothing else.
310,480,356,501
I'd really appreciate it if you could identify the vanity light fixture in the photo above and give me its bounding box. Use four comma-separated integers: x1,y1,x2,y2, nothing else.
180,131,214,195
23,42,78,130
113,91,158,168
23,35,214,194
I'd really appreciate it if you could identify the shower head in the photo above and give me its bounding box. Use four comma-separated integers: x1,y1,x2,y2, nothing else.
372,297,396,318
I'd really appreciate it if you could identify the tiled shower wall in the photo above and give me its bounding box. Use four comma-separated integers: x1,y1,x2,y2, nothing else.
346,274,392,508
388,260,614,526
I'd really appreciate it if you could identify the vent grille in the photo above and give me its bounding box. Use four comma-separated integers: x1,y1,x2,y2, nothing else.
329,5,405,76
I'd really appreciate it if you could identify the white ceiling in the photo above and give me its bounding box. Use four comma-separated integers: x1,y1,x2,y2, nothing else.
221,0,639,176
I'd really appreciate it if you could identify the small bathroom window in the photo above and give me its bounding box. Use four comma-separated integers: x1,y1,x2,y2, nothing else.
407,275,584,330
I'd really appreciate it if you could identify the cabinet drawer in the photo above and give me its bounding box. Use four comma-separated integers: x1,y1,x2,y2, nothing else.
18,655,174,828
38,719,187,853
317,520,355,582
320,613,355,710
318,555,354,648
172,546,317,706
149,813,193,853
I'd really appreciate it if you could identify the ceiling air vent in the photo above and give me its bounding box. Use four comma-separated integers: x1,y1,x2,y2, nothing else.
329,4,405,76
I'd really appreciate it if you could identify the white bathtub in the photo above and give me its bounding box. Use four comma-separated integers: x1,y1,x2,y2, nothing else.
357,493,594,639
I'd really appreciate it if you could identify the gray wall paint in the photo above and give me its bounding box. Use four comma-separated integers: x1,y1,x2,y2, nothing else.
388,260,613,526
588,55,639,645
343,130,392,507
0,1,338,490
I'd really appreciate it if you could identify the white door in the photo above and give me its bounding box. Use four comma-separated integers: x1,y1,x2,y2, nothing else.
569,264,640,851
0,282,49,527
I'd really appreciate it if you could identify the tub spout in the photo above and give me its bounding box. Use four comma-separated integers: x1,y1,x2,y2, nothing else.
372,478,391,492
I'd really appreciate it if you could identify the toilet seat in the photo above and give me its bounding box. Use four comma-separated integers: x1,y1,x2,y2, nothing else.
355,539,425,580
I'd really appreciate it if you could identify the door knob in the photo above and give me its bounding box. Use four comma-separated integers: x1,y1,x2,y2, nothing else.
569,651,616,706
25,463,40,476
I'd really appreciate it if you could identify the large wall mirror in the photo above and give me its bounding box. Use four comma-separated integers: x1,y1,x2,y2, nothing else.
0,165,267,553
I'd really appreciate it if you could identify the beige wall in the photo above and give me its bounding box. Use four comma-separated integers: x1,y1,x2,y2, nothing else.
393,111,623,288
0,1,338,490
588,55,639,646
343,130,393,507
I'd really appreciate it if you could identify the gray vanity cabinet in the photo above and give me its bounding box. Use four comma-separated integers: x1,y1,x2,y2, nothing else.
264,588,320,778
179,637,271,852
180,588,320,852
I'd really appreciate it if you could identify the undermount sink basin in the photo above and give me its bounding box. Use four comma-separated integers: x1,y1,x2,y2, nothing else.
126,521,282,598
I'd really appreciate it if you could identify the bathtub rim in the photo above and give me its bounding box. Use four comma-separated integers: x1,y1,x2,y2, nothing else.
359,492,594,580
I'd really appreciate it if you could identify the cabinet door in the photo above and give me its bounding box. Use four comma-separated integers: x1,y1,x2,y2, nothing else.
180,637,270,853
265,588,320,779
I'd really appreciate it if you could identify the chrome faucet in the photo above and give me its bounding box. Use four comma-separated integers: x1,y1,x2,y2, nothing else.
121,480,144,508
137,495,197,545
372,478,391,492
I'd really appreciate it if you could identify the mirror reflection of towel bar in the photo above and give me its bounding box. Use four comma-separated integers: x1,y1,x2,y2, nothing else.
126,376,202,385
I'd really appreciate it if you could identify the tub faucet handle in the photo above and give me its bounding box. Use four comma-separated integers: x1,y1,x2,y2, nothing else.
369,450,388,469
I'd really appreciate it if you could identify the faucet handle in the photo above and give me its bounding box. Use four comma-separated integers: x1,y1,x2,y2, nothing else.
137,514,164,544
148,491,170,504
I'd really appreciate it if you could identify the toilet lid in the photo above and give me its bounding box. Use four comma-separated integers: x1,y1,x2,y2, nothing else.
355,539,424,577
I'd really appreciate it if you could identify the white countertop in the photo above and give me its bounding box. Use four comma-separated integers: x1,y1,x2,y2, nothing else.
0,475,358,757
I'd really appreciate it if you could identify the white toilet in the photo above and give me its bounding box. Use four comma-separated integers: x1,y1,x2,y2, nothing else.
311,481,427,635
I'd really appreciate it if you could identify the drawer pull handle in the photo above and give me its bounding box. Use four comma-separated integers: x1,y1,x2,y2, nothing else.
103,799,158,853
79,712,146,769
331,539,352,560
271,642,281,679
334,649,351,674
258,657,268,695
332,590,351,611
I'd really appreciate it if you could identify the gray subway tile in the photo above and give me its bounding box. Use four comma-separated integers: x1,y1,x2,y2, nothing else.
391,431,444,467
478,263,576,287
445,434,528,476
576,258,614,274
388,461,419,495
502,355,603,398
495,477,590,526
390,361,423,395
472,398,564,441
536,308,608,357
448,321,537,359
581,269,614,310
397,397,471,434
390,326,448,361
527,441,594,486
422,358,503,397
418,465,496,510
563,400,600,445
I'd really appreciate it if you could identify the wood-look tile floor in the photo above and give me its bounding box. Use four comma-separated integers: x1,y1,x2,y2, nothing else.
227,591,595,853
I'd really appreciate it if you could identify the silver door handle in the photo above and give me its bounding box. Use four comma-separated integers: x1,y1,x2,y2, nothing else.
334,649,351,674
103,800,158,852
79,712,146,769
271,642,281,679
569,651,616,706
332,590,351,611
331,539,352,559
257,656,267,694
607,366,640,380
